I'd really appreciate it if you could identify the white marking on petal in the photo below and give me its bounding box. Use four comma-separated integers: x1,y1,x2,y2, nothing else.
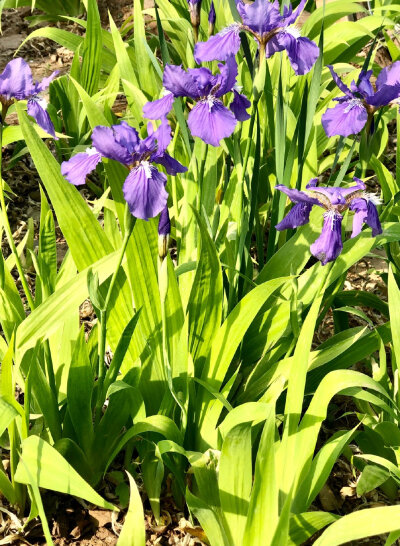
85,147,99,156
362,191,382,205
141,160,152,178
36,98,48,110
285,25,301,39
233,83,243,93
161,89,173,98
221,22,242,36
344,98,363,113
324,209,340,231
205,94,218,112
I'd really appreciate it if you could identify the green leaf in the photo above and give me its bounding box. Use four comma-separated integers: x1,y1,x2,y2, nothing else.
141,452,164,523
187,209,223,367
81,0,101,96
15,436,116,510
219,423,252,546
67,328,94,454
288,512,340,546
357,465,391,497
117,471,145,546
314,505,400,545
186,488,230,546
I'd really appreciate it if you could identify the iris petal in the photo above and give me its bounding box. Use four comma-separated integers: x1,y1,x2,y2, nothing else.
0,58,34,100
188,100,237,147
123,163,168,220
61,149,102,186
310,212,343,265
92,126,132,164
322,100,368,137
194,25,241,63
276,202,312,231
27,99,57,138
163,64,200,99
278,33,319,75
143,92,174,120
230,90,251,121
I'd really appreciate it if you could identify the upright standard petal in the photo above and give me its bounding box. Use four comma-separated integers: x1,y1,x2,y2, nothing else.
188,99,237,146
351,70,373,97
237,0,281,35
230,90,251,121
33,70,59,94
322,100,368,137
27,98,57,138
163,64,200,99
375,61,400,89
276,202,312,230
278,32,319,75
112,121,139,153
143,92,174,120
152,116,172,156
123,162,168,220
61,148,102,186
91,125,132,164
0,58,34,100
194,24,242,63
281,0,306,26
327,65,353,96
349,197,368,238
310,211,343,265
214,55,238,97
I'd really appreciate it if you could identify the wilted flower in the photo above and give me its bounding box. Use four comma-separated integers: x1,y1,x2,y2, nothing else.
275,178,382,265
61,118,187,220
208,1,216,35
194,0,319,75
143,55,250,147
322,63,400,137
0,58,58,138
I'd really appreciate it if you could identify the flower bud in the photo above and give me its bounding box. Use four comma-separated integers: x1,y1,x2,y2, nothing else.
158,207,171,260
208,1,216,35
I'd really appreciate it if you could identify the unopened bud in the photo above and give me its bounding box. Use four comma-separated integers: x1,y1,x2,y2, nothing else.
208,1,216,35
188,0,202,37
158,207,171,260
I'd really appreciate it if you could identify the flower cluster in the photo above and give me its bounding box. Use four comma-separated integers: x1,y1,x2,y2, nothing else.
275,178,382,265
194,0,319,75
61,118,187,220
143,55,250,147
322,63,400,137
0,58,58,137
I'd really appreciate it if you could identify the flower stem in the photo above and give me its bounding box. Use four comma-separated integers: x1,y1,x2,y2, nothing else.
95,212,136,422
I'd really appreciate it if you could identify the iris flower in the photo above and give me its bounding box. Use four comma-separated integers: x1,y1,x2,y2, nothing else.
0,58,58,138
322,63,400,137
143,55,250,147
275,178,382,265
61,118,187,220
194,0,319,75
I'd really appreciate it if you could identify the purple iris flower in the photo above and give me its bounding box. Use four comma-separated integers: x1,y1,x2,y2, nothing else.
61,118,187,220
322,63,400,137
142,55,250,147
0,58,58,138
275,178,382,265
194,0,319,75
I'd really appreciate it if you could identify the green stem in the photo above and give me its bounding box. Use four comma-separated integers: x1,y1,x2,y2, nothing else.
95,213,136,421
